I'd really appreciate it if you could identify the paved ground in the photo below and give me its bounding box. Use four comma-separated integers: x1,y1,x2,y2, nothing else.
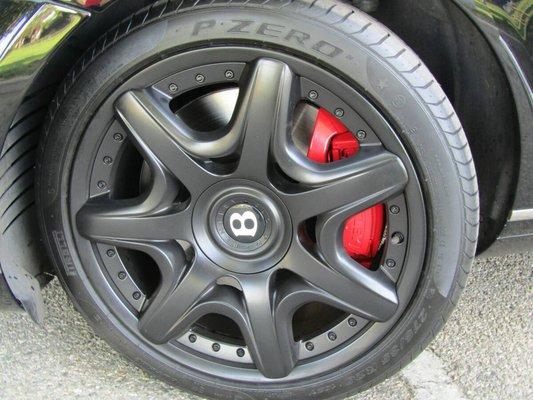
0,253,531,400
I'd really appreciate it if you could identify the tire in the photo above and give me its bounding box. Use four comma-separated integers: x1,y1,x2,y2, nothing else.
36,1,479,399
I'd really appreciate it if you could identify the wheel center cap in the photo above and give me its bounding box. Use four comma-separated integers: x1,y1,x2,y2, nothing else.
192,179,292,274
214,196,272,251
223,203,266,244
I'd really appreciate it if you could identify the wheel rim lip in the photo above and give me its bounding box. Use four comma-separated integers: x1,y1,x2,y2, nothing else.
66,46,426,383
192,179,293,274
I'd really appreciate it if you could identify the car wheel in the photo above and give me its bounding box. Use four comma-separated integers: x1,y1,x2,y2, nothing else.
36,1,479,399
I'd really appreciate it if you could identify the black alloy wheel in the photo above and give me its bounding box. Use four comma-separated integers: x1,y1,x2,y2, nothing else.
36,2,479,399
73,51,420,379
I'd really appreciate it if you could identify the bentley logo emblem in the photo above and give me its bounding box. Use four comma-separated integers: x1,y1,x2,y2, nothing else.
229,211,258,238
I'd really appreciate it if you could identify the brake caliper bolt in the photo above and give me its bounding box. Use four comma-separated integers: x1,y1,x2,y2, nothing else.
97,180,107,189
188,334,197,343
103,156,113,165
212,343,221,352
195,74,205,83
305,342,314,351
132,291,141,300
224,70,234,79
168,83,178,92
117,271,126,280
389,205,400,214
106,249,115,257
356,130,367,140
113,133,124,142
334,108,344,118
386,259,396,268
391,232,405,245
348,317,357,327
236,348,245,358
308,90,318,100
327,331,337,341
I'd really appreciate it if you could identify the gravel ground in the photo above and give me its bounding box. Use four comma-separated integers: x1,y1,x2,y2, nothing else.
429,252,533,400
0,253,531,400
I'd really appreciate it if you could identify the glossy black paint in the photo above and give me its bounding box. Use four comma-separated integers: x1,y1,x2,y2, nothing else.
0,2,86,150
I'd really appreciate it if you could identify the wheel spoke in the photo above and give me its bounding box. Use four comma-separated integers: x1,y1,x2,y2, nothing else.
240,274,298,378
115,90,219,196
279,147,408,222
129,241,188,282
281,242,398,321
233,59,298,180
76,198,192,245
276,274,354,326
138,253,220,344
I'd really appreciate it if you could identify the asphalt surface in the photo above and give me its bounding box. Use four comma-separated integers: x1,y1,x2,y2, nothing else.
0,252,531,400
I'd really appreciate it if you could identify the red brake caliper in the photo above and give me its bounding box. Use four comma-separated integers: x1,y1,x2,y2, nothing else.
307,109,385,268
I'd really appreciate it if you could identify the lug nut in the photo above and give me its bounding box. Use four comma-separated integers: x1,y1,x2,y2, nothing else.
97,180,107,189
224,70,234,79
113,133,123,142
212,343,221,352
391,232,405,245
117,271,126,280
305,342,315,351
168,83,178,92
348,318,357,327
195,74,205,83
327,331,337,341
103,156,113,165
386,259,396,268
389,205,400,214
308,90,318,100
236,348,245,357
188,334,197,343
334,108,344,118
132,291,141,300
356,130,367,140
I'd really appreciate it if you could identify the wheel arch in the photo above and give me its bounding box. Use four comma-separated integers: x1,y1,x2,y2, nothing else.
371,0,521,253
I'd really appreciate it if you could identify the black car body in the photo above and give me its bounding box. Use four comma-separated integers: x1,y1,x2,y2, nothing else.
0,0,530,397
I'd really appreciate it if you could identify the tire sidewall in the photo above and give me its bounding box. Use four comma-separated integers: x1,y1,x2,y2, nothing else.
37,3,472,399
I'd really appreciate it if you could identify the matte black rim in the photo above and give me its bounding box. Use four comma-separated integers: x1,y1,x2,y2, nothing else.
68,47,426,382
